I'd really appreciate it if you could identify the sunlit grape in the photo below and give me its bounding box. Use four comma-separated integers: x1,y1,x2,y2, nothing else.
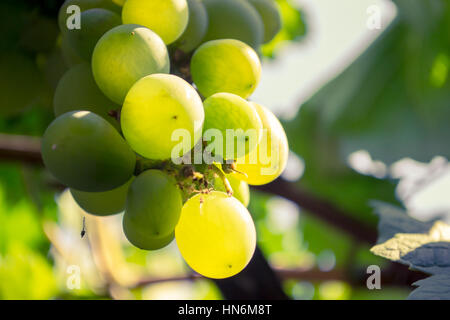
234,102,289,185
122,0,188,44
191,39,261,98
175,192,256,278
121,74,204,160
203,93,262,160
92,24,170,104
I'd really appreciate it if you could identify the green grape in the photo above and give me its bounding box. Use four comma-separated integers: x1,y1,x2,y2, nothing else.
202,0,264,49
58,0,122,33
0,51,43,117
92,24,170,104
123,215,175,250
41,111,136,192
53,63,120,128
121,74,204,160
70,177,133,216
175,191,256,279
124,170,182,240
174,0,208,53
60,33,84,66
65,8,121,61
214,174,250,207
122,0,188,45
234,102,289,185
247,0,282,43
203,93,262,160
191,39,261,98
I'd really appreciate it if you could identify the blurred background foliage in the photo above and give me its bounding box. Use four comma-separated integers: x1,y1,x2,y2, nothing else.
0,0,448,300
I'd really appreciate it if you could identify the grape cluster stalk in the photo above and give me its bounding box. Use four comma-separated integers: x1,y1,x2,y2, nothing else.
44,0,287,279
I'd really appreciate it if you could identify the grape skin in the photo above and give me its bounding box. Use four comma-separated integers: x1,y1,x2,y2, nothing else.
191,39,261,98
234,102,289,185
41,111,136,192
173,0,209,53
53,63,120,129
214,174,250,207
121,74,204,160
70,177,133,216
175,192,256,279
202,0,264,49
58,0,122,33
124,170,182,239
122,0,189,45
203,92,262,160
123,216,175,251
92,24,170,104
247,0,282,43
65,8,121,61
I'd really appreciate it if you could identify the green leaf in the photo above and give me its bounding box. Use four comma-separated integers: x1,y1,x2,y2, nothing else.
409,274,450,300
371,202,450,275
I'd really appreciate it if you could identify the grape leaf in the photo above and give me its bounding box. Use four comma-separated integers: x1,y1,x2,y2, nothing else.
409,274,450,300
370,202,450,299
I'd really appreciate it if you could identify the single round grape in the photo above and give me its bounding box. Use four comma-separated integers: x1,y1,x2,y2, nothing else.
123,215,175,250
124,170,182,239
53,63,120,128
235,102,289,185
60,34,84,66
191,39,261,98
214,174,250,207
58,0,121,33
0,51,43,117
65,8,121,61
122,0,188,44
92,24,170,104
41,111,136,192
121,74,204,160
70,177,133,216
175,192,256,279
203,93,262,160
202,0,264,49
247,0,281,43
174,0,208,53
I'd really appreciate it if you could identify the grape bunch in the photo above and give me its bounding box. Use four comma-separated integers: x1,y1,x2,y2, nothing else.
43,0,288,279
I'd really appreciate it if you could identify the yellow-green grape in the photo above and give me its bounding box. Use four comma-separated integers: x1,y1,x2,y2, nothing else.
202,0,264,49
124,170,182,239
247,0,281,43
60,34,83,66
70,177,133,216
58,0,122,33
234,102,288,185
53,63,120,129
175,192,256,279
65,8,121,61
0,51,43,117
203,93,262,160
214,175,250,207
92,24,170,104
123,216,175,250
174,0,208,53
191,39,261,98
41,111,136,192
122,0,189,44
121,74,204,160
